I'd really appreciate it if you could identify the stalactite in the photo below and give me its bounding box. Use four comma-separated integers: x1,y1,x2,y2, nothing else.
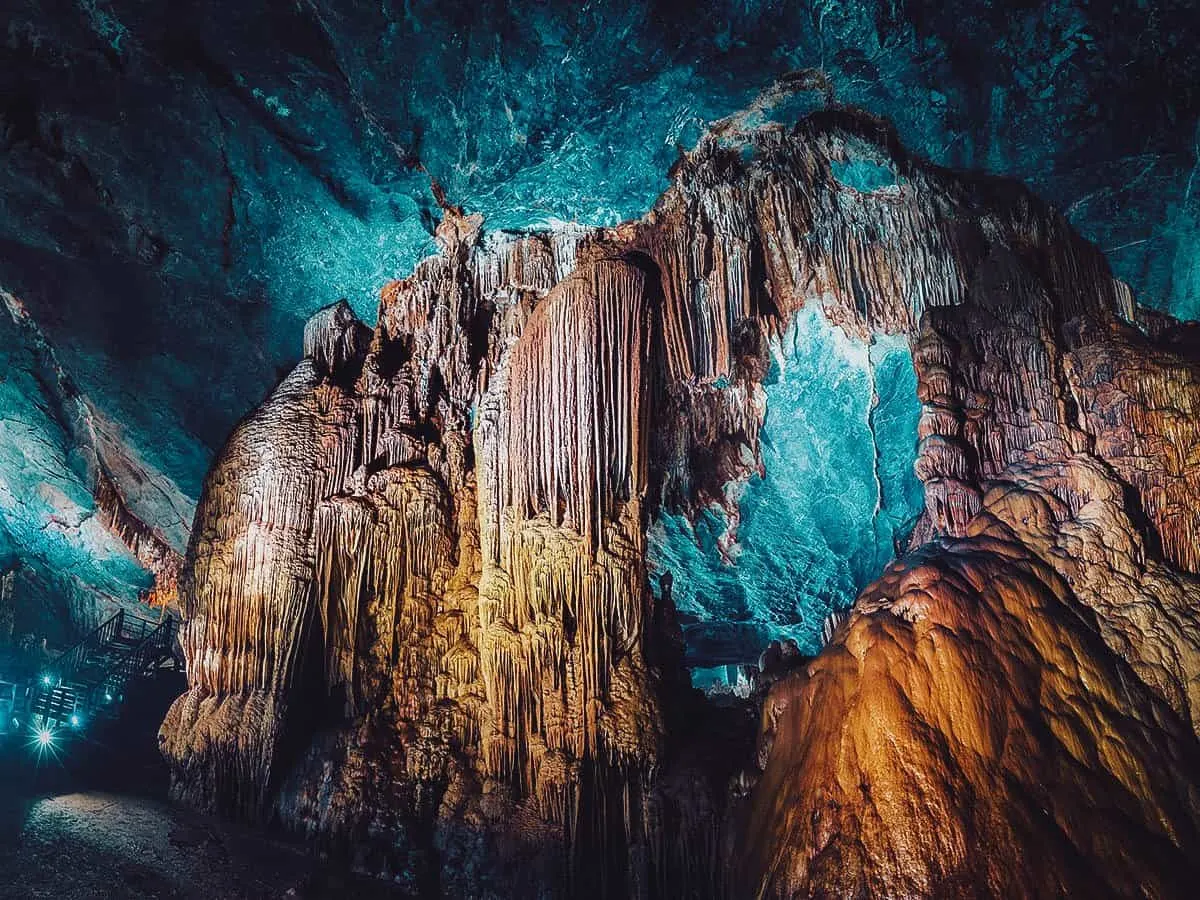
303,300,372,376
491,258,653,551
1065,323,1200,574
160,103,1200,898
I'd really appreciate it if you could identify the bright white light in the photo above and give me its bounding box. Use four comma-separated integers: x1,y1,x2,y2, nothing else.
41,675,51,686
104,692,113,702
37,729,53,747
69,715,80,728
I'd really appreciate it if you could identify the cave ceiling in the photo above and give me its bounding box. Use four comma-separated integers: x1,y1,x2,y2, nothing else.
1,0,1198,642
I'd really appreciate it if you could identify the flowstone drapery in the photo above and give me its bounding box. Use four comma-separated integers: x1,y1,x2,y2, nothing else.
162,108,1200,898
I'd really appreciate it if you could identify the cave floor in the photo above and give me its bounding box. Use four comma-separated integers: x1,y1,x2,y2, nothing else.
0,788,409,899
0,674,410,899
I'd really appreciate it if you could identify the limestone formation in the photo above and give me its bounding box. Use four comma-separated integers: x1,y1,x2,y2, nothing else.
738,476,1200,897
161,106,1200,898
1,289,185,617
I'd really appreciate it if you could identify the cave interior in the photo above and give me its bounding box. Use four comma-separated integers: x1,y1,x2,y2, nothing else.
2,1,1200,898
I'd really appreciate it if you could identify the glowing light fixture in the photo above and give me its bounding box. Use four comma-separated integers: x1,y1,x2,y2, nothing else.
41,674,51,686
69,714,81,728
37,728,54,747
104,692,113,702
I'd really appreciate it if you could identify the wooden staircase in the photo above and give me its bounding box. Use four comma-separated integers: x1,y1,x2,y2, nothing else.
31,609,177,729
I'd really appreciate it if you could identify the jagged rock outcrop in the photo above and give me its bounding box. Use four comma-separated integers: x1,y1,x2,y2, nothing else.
9,2,1196,662
0,289,185,631
1066,320,1200,573
162,104,1200,898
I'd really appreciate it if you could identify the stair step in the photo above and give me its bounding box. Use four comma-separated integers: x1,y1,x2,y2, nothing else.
39,611,177,727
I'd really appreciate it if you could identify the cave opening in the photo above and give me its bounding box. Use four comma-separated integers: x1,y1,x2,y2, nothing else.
647,303,923,691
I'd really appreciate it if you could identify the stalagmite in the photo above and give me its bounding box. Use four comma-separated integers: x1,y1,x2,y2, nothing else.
160,104,1200,898
738,479,1200,897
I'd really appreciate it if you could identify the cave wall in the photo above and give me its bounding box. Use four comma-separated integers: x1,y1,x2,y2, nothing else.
739,464,1200,897
0,289,183,640
159,101,1200,898
648,301,924,667
4,0,1200,646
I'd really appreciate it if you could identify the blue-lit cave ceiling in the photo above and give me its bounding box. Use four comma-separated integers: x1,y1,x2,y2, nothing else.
1,0,1199,652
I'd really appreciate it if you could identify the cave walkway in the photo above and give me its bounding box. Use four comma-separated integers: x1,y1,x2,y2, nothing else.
13,609,178,738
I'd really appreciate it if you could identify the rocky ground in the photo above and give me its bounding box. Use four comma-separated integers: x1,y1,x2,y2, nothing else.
0,675,411,899
0,790,414,900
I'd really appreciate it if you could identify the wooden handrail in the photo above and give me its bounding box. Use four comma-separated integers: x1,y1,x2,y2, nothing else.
121,613,162,643
103,616,175,688
51,609,124,681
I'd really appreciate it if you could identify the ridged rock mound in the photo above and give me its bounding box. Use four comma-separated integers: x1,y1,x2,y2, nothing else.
161,105,1200,898
740,459,1200,897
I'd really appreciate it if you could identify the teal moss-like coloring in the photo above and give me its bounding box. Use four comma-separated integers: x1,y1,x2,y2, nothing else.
831,158,901,194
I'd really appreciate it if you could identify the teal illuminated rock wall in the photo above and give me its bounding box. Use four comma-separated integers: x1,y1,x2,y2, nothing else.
649,304,922,666
0,298,154,642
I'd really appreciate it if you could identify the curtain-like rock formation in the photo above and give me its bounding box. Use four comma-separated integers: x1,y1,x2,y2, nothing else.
162,104,1200,898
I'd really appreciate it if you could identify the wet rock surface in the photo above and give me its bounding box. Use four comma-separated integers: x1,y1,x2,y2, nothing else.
739,464,1200,897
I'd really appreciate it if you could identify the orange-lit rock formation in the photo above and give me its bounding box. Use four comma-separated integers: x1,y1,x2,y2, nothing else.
738,467,1200,897
161,105,1200,898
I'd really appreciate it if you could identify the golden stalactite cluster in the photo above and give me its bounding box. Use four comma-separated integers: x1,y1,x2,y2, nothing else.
159,107,1200,897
